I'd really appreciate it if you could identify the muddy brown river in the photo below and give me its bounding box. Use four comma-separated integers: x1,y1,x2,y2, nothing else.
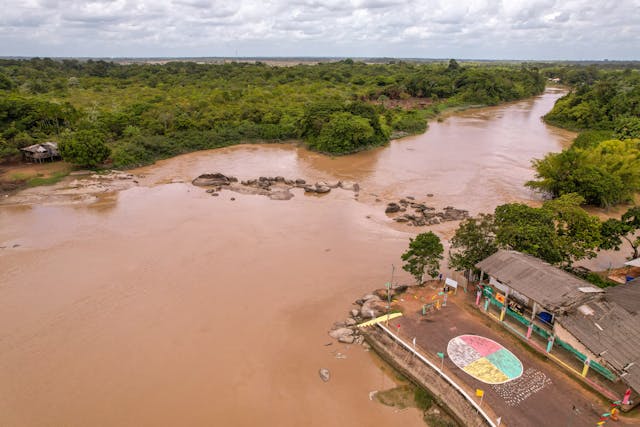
0,88,575,426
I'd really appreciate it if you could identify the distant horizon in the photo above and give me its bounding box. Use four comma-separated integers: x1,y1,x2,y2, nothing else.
2,55,639,63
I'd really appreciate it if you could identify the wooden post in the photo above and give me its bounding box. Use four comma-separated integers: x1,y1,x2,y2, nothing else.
527,301,537,340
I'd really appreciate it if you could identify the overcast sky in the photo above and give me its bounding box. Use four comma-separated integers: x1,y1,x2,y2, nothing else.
1,0,639,59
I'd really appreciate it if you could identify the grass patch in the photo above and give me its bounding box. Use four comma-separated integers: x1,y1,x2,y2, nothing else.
10,172,31,181
375,385,417,409
423,413,458,427
414,386,434,411
374,383,459,426
26,170,69,187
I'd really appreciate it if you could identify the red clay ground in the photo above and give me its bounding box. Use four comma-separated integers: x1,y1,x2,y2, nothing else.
385,282,637,427
0,160,71,195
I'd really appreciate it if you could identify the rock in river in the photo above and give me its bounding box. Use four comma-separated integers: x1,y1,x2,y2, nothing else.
192,173,237,187
385,203,401,213
338,335,355,344
319,368,330,382
329,328,354,340
361,299,386,318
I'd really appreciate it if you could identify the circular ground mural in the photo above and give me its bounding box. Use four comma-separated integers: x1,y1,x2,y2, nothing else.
447,335,523,384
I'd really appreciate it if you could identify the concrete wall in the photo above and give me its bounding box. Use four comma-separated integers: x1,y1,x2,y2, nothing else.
553,323,601,365
363,327,491,427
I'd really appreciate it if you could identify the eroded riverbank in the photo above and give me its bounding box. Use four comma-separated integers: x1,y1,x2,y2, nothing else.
0,89,576,426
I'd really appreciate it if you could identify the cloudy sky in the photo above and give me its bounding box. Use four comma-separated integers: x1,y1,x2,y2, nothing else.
1,0,639,59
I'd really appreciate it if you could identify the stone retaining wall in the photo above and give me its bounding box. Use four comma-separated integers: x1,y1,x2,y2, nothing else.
363,327,491,427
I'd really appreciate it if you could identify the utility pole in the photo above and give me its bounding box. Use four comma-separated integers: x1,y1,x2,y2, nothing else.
386,264,395,326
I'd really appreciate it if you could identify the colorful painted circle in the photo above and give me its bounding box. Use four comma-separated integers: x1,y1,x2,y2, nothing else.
447,335,523,385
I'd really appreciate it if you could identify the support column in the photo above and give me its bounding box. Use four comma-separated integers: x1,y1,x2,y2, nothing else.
581,358,590,377
499,305,507,321
499,288,510,322
546,335,555,353
527,302,537,340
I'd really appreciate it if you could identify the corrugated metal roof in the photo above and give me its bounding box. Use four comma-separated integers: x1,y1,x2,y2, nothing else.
624,258,640,268
476,250,602,313
558,300,640,393
606,281,640,315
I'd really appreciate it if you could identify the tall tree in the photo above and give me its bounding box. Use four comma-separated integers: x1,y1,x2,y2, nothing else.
493,194,602,266
541,193,603,263
401,232,444,285
494,203,562,264
449,214,498,274
600,207,640,259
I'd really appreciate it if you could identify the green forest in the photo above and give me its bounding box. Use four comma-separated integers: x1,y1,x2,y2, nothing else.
0,58,545,167
446,63,640,281
527,66,640,207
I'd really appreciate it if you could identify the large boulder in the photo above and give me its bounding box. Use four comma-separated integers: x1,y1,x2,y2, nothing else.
268,190,294,200
314,184,331,194
338,335,355,344
440,207,470,221
385,203,401,214
192,173,236,187
319,368,330,382
361,299,386,318
339,181,360,192
329,328,354,340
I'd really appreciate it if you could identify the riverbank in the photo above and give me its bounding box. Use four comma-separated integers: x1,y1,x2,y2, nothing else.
0,88,542,198
0,160,71,196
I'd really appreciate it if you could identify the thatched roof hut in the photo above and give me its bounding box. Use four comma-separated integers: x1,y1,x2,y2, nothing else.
20,142,60,163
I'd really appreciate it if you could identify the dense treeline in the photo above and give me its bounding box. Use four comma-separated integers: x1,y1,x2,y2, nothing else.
0,58,545,167
544,70,640,131
449,195,640,284
528,67,640,207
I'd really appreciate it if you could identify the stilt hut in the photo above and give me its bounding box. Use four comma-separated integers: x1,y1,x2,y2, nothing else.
20,142,60,163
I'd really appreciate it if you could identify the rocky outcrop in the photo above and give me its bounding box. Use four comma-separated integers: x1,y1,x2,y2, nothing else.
192,173,238,187
385,202,401,213
193,172,360,200
327,289,404,348
305,183,331,194
361,296,387,319
384,197,469,226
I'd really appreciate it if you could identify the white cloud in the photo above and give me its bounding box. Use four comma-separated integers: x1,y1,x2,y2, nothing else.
0,0,638,59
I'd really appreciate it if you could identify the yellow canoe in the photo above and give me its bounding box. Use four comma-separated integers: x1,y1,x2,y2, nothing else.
357,312,403,328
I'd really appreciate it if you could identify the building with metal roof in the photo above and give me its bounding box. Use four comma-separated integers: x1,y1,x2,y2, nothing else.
476,250,603,314
475,250,640,408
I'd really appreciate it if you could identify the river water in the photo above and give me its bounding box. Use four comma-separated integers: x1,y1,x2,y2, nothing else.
0,88,575,426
